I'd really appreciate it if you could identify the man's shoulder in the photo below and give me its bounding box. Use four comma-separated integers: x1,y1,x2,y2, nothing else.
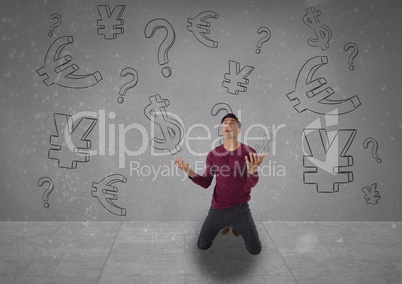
240,143,257,153
209,144,225,155
207,143,257,157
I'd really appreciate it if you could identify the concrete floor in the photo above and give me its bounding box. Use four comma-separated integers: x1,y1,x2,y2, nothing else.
0,221,401,284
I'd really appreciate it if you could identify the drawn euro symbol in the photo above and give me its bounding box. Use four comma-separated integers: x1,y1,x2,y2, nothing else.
286,56,360,115
91,174,127,216
187,10,219,48
37,36,102,89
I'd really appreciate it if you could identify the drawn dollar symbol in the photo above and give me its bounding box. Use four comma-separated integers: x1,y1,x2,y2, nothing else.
144,94,183,155
303,7,332,50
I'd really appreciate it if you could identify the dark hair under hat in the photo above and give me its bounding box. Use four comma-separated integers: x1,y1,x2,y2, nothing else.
221,113,241,128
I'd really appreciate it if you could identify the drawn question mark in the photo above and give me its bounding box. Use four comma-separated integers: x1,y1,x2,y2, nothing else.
38,177,55,208
211,103,233,144
144,18,176,78
255,26,271,54
118,67,138,104
48,13,62,37
363,137,382,164
211,102,233,117
344,42,359,71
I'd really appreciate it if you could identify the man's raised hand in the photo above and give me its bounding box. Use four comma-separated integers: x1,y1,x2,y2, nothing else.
174,157,196,178
245,152,266,175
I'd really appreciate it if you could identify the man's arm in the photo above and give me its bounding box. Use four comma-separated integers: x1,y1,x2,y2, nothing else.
245,152,265,187
174,154,214,188
174,158,196,178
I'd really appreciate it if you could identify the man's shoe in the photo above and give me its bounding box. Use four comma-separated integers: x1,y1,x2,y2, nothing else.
221,226,230,235
232,229,240,237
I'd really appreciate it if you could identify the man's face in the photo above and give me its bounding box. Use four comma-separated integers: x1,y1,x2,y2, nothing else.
221,118,240,138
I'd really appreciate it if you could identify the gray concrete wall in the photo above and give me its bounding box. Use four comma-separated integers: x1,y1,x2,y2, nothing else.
1,0,401,221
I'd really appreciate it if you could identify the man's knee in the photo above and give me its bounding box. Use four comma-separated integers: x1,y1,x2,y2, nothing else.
197,240,212,251
245,238,262,255
247,244,262,255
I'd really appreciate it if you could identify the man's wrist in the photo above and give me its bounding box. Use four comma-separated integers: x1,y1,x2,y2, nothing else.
187,170,196,178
